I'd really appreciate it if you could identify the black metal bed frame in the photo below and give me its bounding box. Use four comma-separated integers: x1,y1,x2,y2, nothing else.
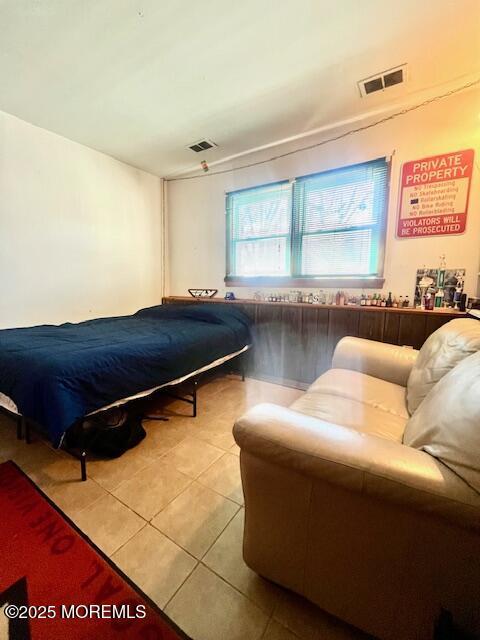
12,349,247,482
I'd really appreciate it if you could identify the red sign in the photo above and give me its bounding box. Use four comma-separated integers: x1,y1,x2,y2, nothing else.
397,149,474,238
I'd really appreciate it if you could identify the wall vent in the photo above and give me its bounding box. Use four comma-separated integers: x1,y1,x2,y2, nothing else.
358,64,407,97
188,139,217,153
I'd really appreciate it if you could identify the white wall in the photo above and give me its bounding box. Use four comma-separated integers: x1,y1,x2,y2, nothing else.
167,88,480,301
0,110,163,329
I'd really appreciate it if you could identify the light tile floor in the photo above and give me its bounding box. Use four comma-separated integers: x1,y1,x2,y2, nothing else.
0,374,373,640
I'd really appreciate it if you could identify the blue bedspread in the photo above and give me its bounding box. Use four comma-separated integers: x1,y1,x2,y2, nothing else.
0,304,251,445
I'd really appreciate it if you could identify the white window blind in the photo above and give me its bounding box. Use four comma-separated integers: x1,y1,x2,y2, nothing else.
225,158,389,282
293,159,388,277
226,182,292,277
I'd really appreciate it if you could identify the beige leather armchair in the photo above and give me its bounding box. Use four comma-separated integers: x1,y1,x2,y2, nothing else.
234,336,480,640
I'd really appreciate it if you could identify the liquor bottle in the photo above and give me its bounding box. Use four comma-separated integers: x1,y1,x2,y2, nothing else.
386,292,393,308
453,272,464,310
366,295,372,306
434,288,444,308
453,288,462,310
437,254,446,289
404,295,410,308
381,296,386,307
360,294,366,306
392,296,398,308
398,295,403,307
339,291,345,306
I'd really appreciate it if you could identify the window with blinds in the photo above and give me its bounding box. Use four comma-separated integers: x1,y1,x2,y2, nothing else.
293,158,388,277
226,181,292,277
225,158,389,284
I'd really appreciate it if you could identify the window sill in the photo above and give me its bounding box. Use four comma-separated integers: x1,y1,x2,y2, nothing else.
224,276,385,289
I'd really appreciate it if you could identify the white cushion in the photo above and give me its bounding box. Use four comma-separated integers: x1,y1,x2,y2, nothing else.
403,350,480,493
406,318,480,415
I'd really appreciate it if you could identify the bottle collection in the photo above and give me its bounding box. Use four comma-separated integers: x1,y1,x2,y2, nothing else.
252,256,467,311
254,290,411,308
416,256,466,311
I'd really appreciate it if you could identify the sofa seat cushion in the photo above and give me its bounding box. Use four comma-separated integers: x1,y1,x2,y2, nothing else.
407,318,480,415
309,368,409,419
291,369,408,442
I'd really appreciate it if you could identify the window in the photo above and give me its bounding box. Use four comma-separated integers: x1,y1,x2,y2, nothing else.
225,158,389,288
226,181,292,277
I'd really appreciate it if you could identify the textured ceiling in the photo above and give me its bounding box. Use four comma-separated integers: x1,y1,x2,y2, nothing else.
0,0,479,176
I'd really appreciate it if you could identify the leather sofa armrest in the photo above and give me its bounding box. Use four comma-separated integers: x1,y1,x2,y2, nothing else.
332,336,418,387
234,403,480,530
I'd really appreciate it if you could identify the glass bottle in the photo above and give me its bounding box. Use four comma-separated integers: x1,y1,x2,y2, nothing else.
435,288,444,308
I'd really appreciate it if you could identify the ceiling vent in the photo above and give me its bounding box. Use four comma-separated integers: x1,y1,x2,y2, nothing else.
188,139,217,153
358,64,407,97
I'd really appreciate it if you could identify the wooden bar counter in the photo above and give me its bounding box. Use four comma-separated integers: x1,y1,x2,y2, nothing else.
163,296,465,388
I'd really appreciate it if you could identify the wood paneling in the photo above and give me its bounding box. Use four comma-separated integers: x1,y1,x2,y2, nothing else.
164,297,463,388
425,314,454,338
280,305,302,383
252,304,283,379
383,313,401,345
398,314,427,349
302,307,330,380
327,309,360,363
358,311,385,342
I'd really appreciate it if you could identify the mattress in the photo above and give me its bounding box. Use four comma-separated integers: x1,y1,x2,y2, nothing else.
0,345,249,418
0,303,251,445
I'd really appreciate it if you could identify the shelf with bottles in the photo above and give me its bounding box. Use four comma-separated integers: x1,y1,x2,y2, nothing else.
164,295,464,316
254,289,412,309
249,288,467,314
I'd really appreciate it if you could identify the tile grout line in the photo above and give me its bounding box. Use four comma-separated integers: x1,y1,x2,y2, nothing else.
113,475,196,522
96,452,159,493
197,557,278,619
2,378,304,637
259,615,306,640
161,559,200,613
110,443,241,521
148,486,241,560
162,503,242,611
164,561,272,640
108,521,150,559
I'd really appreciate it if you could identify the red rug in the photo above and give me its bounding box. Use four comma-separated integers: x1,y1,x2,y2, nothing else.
0,461,190,640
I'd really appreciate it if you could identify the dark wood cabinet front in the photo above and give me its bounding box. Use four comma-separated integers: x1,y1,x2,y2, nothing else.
163,297,463,388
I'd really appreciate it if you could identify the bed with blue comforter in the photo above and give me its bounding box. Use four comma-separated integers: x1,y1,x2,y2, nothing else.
0,303,251,446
